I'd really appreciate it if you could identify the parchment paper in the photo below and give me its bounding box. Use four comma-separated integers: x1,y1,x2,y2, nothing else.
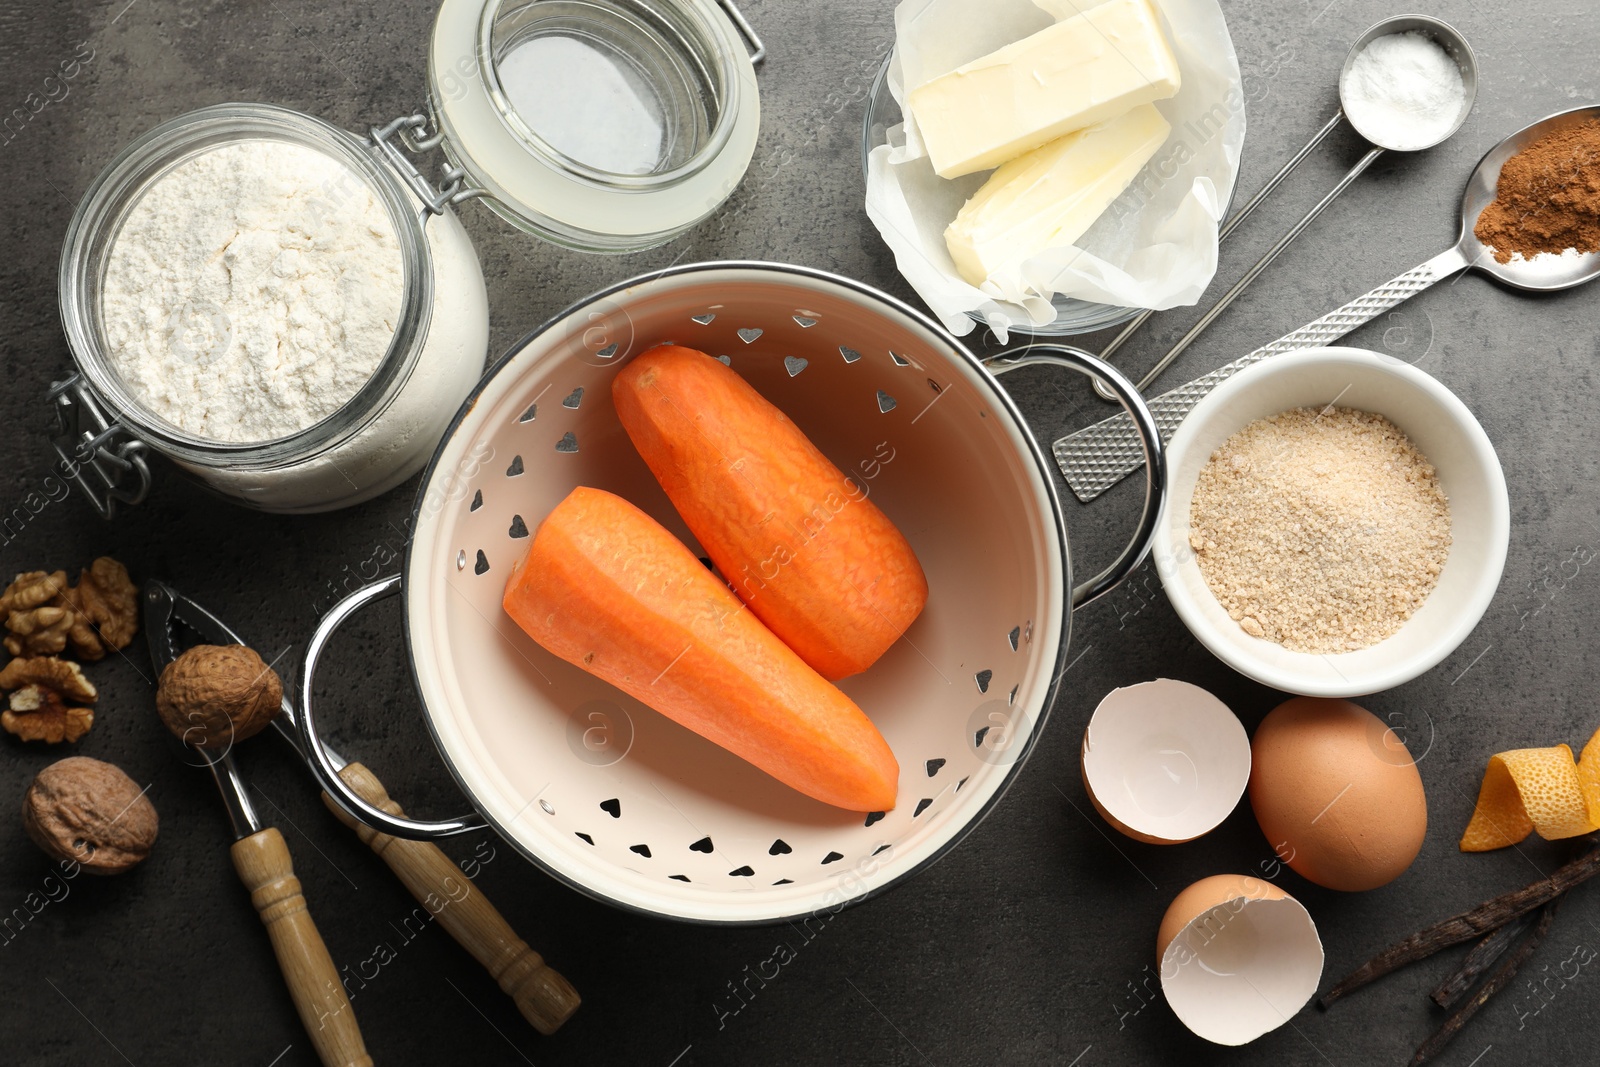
865,0,1246,340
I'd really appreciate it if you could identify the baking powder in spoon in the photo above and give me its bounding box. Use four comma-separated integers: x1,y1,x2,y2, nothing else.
1340,31,1466,151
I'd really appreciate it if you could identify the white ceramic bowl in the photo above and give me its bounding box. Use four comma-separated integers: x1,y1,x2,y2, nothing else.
1153,347,1509,697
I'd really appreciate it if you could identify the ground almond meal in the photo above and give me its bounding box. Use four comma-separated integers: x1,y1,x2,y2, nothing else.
1188,406,1452,654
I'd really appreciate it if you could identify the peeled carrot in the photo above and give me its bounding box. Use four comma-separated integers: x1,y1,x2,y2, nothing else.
502,486,899,813
613,345,928,680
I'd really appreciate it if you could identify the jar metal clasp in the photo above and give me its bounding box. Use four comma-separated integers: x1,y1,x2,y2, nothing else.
715,0,766,65
48,375,152,520
370,113,491,221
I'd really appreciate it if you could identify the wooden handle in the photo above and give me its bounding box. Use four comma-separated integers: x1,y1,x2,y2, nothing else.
231,828,373,1067
323,762,580,1035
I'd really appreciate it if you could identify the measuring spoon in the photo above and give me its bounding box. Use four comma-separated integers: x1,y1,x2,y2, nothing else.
1090,14,1478,400
1056,104,1600,503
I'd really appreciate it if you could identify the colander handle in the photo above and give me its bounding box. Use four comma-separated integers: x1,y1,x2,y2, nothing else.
986,345,1166,611
298,575,488,840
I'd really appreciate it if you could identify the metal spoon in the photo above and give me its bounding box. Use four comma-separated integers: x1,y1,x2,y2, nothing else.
1089,14,1478,401
1056,104,1600,503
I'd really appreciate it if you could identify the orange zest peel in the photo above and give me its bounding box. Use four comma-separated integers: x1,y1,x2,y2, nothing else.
1460,727,1600,851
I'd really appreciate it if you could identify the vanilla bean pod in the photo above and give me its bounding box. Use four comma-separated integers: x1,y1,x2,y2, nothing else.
1318,844,1600,1009
1429,910,1535,1009
1409,895,1562,1066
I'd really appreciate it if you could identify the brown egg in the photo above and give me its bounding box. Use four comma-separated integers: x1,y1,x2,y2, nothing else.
1248,697,1427,892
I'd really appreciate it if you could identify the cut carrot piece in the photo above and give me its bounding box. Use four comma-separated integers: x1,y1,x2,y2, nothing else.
612,344,927,680
502,486,899,812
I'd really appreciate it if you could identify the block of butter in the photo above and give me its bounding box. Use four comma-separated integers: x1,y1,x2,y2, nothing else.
944,103,1171,286
1032,0,1101,17
908,0,1181,180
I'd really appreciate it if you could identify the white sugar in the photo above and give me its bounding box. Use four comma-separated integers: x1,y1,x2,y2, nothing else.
1340,31,1466,151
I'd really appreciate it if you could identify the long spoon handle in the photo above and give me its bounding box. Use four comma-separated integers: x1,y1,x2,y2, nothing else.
1054,243,1471,502
1092,109,1347,390
323,762,581,1035
1128,146,1387,395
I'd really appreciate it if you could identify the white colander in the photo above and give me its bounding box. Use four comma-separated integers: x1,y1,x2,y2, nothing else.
298,262,1164,924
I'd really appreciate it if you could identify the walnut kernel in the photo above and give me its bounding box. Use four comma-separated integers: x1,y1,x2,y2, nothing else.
0,657,96,743
5,605,75,657
22,757,157,874
0,571,70,615
156,644,282,749
2,571,78,657
0,559,139,663
61,558,140,661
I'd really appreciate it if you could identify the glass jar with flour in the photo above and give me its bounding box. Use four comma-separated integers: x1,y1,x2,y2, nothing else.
56,103,489,514
52,0,762,515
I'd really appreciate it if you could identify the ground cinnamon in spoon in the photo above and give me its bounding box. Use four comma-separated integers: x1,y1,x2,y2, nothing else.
1474,116,1600,263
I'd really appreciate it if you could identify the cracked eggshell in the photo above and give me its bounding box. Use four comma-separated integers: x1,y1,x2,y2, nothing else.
1248,697,1428,892
1081,679,1251,844
1157,874,1324,1046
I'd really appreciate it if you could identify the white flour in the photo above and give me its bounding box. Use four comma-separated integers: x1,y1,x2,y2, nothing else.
102,139,403,443
182,183,490,513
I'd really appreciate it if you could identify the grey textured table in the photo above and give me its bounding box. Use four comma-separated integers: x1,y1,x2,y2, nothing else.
4,1,1598,1064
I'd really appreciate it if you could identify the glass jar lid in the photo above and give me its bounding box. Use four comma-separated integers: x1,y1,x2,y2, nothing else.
428,0,760,252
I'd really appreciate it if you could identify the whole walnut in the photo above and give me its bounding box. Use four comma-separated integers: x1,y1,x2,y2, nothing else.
23,757,158,874
156,644,282,749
